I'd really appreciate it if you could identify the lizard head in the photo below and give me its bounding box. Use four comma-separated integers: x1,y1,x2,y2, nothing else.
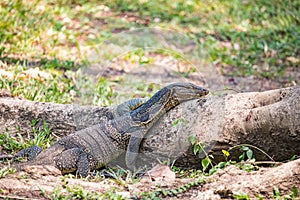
130,82,209,124
167,82,209,103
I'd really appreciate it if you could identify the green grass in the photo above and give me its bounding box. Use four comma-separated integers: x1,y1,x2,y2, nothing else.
0,165,16,178
101,0,299,77
50,185,126,200
0,0,298,104
0,120,54,154
0,64,76,103
1,0,298,81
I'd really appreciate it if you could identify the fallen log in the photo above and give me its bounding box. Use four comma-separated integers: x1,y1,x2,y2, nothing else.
0,86,299,168
139,85,300,167
0,96,116,138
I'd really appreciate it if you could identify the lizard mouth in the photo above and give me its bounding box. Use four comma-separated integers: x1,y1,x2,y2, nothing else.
201,88,209,96
183,83,209,98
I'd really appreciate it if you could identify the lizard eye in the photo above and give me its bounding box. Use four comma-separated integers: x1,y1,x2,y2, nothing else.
140,113,150,123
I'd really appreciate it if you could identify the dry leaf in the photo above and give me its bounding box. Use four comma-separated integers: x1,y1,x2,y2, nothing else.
141,164,176,183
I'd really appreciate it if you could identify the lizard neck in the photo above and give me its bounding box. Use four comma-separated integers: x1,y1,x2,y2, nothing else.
130,87,177,126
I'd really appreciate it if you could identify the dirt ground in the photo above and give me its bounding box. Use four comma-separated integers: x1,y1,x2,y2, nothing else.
0,159,299,199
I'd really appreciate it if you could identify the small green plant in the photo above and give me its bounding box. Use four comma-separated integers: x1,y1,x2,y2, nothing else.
93,77,117,106
222,149,230,160
272,186,300,200
68,186,102,199
50,185,126,200
239,146,254,161
201,155,214,172
104,166,141,185
208,150,236,175
102,189,127,200
172,166,203,178
290,186,299,199
172,118,188,127
237,146,257,172
0,131,27,154
51,186,68,200
0,165,16,178
39,187,47,198
273,186,281,199
233,191,251,200
123,49,153,65
226,144,276,172
0,120,54,154
139,177,206,199
188,135,214,172
188,135,203,155
208,145,261,175
289,155,299,161
29,119,54,149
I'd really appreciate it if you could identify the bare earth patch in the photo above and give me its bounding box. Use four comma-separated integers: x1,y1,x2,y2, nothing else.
0,159,299,199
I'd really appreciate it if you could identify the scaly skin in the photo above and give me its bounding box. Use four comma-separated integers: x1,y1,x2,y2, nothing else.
14,82,209,177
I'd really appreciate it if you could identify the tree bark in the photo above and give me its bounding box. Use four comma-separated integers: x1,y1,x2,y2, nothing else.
0,96,116,138
139,86,300,168
0,86,299,168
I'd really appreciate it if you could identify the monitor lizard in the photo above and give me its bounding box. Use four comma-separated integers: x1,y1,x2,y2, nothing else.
13,82,209,177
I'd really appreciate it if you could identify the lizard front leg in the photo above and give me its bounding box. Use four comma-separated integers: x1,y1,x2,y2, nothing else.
14,145,43,161
125,128,147,170
53,148,90,177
